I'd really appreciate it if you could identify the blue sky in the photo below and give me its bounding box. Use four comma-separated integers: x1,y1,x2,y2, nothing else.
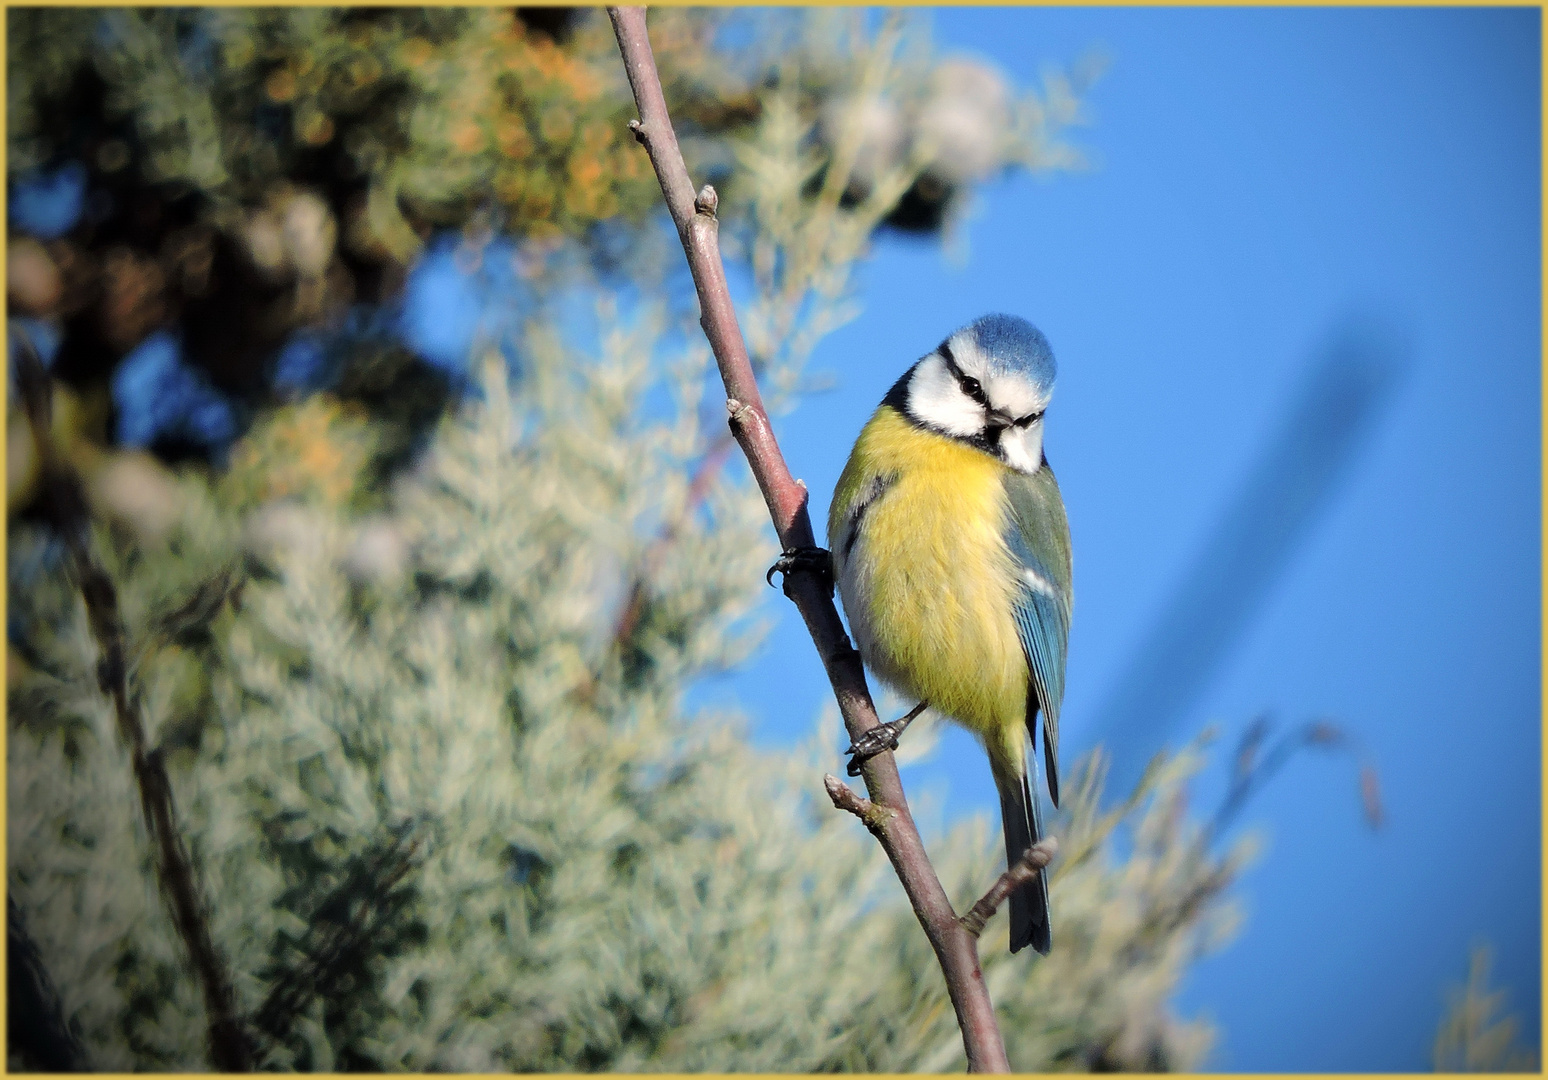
711,8,1539,1071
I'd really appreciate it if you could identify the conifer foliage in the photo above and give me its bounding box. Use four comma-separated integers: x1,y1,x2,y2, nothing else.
9,8,1241,1070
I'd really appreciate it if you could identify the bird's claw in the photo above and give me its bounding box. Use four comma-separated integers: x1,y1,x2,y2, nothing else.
845,720,904,776
766,546,834,594
843,702,928,776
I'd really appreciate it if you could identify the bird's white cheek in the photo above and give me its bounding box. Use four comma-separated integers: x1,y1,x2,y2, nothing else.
999,425,1044,474
908,359,983,437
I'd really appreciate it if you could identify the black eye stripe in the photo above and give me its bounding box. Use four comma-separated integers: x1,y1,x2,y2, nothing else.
938,344,989,405
936,345,1044,422
938,345,967,385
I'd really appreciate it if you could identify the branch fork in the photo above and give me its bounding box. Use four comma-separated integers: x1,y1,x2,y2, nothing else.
823,773,884,832
608,8,1032,1070
961,839,1058,939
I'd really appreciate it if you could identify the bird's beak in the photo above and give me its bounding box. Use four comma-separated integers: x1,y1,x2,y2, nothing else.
986,409,1015,430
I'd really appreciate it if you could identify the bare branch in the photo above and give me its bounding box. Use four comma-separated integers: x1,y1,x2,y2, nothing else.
608,9,1013,1071
610,434,734,649
1209,714,1384,841
960,839,1059,939
10,329,254,1071
823,773,875,822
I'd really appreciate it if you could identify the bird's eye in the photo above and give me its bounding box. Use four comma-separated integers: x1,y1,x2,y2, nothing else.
1015,410,1045,428
958,375,987,405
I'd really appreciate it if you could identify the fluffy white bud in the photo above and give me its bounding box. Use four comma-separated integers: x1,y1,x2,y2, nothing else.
820,93,906,189
281,190,337,280
918,59,1012,184
342,517,412,583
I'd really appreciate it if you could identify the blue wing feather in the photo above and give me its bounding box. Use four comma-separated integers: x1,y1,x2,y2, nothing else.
1002,465,1072,806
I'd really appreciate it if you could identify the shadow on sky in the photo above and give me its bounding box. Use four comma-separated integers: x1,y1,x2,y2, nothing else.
1077,312,1410,797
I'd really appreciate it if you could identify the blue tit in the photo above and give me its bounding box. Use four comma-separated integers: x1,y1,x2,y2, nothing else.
828,313,1071,955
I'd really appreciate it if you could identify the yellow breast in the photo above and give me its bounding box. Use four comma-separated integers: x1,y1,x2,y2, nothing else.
830,407,1028,759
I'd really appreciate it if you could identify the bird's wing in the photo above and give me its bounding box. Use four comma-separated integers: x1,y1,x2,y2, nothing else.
1002,463,1073,806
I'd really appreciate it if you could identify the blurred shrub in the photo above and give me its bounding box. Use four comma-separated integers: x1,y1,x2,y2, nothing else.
219,395,377,512
7,7,1090,424
5,7,1244,1072
9,351,1244,1070
1432,947,1539,1073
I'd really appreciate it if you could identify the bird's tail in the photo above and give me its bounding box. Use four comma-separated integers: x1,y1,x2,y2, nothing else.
994,760,1052,955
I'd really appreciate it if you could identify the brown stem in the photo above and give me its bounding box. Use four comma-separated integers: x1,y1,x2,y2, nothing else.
608,9,1012,1071
11,332,253,1071
823,773,875,822
611,434,734,648
960,839,1058,939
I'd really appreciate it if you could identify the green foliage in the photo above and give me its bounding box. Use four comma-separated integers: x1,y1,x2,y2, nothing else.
8,7,1240,1072
8,351,1243,1068
11,7,659,245
5,7,1096,455
8,7,1083,257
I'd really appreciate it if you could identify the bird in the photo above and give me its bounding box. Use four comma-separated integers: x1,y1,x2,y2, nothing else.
826,312,1071,955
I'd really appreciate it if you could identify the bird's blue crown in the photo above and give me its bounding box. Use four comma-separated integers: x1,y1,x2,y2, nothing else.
947,313,1057,388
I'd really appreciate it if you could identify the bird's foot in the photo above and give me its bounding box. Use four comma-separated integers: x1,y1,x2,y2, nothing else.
845,702,928,776
766,546,833,594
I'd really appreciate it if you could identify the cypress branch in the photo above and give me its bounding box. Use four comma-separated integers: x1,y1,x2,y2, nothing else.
11,331,254,1072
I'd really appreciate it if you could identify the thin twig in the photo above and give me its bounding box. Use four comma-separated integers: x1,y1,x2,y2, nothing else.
608,9,1014,1071
960,839,1058,939
252,823,422,1055
10,330,254,1071
823,773,875,822
1208,715,1384,842
611,433,734,648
